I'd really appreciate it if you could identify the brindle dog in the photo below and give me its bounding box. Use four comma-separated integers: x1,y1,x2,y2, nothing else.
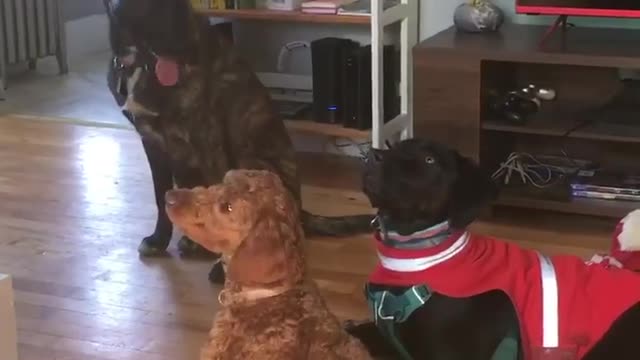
103,0,372,283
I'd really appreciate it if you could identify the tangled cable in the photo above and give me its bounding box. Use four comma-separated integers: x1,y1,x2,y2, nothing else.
491,152,570,188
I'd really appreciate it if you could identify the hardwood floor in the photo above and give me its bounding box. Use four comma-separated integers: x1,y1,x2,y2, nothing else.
0,115,623,359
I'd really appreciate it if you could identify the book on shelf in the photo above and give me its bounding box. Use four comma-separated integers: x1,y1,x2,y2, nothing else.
570,169,640,202
571,169,640,191
301,0,356,14
192,0,256,9
572,190,640,202
336,0,399,16
191,0,224,9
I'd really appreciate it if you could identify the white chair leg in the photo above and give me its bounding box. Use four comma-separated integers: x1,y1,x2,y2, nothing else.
0,274,18,360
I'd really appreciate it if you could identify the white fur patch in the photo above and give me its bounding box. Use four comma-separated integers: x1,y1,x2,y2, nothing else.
618,209,640,251
122,47,137,66
122,68,159,117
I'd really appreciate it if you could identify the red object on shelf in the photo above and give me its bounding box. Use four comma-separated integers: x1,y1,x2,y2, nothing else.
516,1,640,19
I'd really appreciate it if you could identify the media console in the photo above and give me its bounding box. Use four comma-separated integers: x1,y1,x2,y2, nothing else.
413,23,640,218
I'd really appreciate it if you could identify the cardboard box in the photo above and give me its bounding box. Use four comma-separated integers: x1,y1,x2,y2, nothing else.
0,274,18,360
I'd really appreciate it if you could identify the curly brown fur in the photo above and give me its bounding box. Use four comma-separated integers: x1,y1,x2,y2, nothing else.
103,0,372,277
165,170,373,360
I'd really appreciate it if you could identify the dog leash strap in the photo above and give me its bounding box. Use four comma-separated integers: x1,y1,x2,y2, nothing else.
538,253,559,348
490,325,520,360
377,319,413,360
366,284,432,360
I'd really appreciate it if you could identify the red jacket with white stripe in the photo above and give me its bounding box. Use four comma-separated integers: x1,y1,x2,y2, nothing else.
368,230,640,359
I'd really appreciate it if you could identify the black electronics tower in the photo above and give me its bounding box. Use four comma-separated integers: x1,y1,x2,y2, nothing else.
310,37,358,123
311,37,400,129
341,45,370,129
341,45,399,130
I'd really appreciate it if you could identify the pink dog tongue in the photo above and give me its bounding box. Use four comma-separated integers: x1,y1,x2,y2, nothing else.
155,57,179,86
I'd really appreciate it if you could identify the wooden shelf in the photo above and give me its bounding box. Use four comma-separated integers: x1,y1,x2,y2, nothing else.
482,102,640,144
196,8,370,25
415,23,640,220
483,119,640,144
494,188,638,219
284,119,370,141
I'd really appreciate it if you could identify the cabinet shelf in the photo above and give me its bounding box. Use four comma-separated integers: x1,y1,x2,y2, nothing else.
484,119,640,144
482,102,640,144
495,188,638,219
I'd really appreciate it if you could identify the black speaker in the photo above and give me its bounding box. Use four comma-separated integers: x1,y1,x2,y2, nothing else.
311,37,358,124
342,45,370,130
342,44,400,130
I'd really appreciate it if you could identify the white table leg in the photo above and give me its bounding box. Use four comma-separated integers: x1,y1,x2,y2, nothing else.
0,274,18,360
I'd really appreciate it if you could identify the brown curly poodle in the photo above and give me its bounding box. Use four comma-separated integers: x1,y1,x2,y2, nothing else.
165,169,374,360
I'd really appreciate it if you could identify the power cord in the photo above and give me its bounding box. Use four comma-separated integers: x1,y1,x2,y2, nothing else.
333,138,372,160
277,41,311,73
491,152,570,189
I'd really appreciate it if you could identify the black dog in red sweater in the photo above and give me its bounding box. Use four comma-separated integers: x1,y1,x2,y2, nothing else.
347,138,640,360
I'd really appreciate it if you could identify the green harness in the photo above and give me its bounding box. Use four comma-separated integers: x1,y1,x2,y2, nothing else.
365,284,520,360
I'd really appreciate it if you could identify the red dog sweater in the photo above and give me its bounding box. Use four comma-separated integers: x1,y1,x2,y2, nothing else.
369,229,640,360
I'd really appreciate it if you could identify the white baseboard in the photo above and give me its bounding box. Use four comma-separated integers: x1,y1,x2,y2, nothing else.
65,14,110,58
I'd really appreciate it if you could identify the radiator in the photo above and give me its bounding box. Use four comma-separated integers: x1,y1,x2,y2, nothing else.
0,0,68,96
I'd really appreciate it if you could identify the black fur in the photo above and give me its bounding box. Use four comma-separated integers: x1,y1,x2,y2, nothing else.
350,138,640,360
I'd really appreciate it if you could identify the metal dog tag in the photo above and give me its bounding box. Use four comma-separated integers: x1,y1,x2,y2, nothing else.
115,73,123,96
112,57,128,98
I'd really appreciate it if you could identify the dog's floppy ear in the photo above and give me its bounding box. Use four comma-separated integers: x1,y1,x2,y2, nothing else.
448,153,498,229
227,214,304,287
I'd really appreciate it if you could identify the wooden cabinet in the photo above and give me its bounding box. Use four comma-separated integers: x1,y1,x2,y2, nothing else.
413,51,481,160
413,23,640,218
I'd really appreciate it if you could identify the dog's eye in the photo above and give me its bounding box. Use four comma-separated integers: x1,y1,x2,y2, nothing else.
425,156,435,164
219,202,233,214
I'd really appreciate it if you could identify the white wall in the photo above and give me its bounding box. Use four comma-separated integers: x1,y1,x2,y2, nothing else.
66,14,110,59
419,0,465,40
64,0,104,21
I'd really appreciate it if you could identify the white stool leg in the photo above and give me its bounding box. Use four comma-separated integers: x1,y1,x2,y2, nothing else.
0,274,18,360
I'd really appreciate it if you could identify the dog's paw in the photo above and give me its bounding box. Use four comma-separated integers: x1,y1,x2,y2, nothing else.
177,236,216,258
138,234,171,257
343,320,397,359
208,261,226,284
343,319,361,330
343,319,375,335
